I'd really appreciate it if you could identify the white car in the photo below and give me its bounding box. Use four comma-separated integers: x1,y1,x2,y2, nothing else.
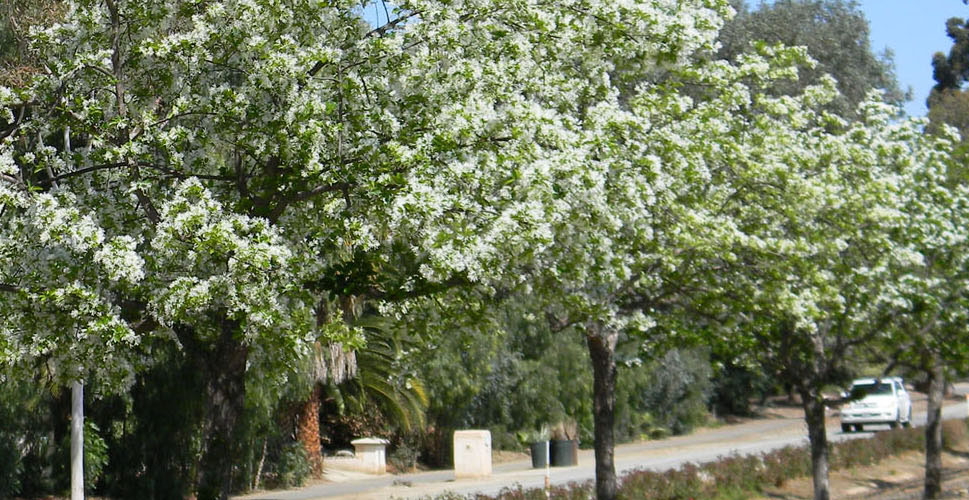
840,377,912,432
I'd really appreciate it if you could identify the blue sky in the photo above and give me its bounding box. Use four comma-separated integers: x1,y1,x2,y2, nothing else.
854,1,966,116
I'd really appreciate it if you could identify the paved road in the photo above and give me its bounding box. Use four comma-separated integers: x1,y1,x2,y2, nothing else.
235,392,969,500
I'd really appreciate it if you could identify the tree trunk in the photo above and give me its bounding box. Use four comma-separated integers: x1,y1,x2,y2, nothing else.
297,385,324,477
801,389,830,500
924,356,945,500
188,319,248,500
586,327,618,500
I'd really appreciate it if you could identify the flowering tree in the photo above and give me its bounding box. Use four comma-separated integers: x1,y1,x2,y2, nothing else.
713,89,959,500
867,125,969,500
0,0,555,494
0,0,750,497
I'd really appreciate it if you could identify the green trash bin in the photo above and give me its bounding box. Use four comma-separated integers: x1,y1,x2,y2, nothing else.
550,439,577,466
529,441,549,468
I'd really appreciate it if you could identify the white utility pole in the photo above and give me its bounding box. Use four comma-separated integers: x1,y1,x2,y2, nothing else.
65,126,84,500
71,381,84,500
544,440,550,499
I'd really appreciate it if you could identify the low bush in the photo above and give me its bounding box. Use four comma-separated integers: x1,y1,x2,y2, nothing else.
761,445,810,486
53,420,109,492
832,435,883,468
704,453,764,494
389,442,420,473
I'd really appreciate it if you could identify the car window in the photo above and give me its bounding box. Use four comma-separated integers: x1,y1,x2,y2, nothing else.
851,382,893,397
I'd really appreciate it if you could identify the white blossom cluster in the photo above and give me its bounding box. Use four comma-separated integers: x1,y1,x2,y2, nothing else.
0,0,965,393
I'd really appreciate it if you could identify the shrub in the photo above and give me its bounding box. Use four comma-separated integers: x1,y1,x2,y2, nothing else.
761,445,810,487
710,361,772,417
83,421,109,490
0,432,22,499
491,482,594,499
638,349,713,436
51,413,111,493
389,442,420,473
871,425,924,456
0,375,56,497
702,453,763,494
618,463,708,499
832,435,882,468
265,442,310,489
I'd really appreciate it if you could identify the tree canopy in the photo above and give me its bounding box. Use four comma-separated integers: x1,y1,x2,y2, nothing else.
0,1,964,500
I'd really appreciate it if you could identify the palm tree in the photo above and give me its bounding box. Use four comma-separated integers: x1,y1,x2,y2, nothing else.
297,341,357,477
295,296,359,478
296,291,429,477
339,316,428,435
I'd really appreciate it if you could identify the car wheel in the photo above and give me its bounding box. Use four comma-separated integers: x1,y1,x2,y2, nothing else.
902,408,912,428
889,420,899,429
841,423,851,433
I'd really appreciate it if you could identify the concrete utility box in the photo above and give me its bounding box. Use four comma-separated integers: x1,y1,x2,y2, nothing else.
351,437,389,474
453,430,492,479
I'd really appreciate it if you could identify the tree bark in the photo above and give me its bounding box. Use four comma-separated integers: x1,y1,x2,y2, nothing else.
586,327,619,500
184,319,248,500
297,385,324,477
924,356,945,500
801,388,830,500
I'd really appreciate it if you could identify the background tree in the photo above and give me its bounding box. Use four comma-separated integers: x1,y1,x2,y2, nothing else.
931,16,969,93
719,0,908,117
0,0,67,86
921,13,969,498
928,15,969,175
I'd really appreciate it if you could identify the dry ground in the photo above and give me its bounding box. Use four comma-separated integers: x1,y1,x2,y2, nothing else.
751,449,969,500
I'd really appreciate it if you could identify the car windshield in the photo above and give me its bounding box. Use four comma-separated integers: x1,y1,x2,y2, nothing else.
851,383,893,397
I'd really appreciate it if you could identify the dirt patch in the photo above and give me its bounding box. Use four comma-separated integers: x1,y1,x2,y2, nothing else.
492,449,529,464
748,449,969,499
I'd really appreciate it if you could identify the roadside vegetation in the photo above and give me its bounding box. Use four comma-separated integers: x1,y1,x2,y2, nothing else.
425,420,969,500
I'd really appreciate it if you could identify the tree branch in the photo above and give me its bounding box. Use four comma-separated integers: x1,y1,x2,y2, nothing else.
268,182,350,222
36,162,128,185
364,10,421,40
0,103,28,142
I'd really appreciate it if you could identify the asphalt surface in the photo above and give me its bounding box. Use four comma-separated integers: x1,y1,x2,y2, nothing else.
234,390,969,500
